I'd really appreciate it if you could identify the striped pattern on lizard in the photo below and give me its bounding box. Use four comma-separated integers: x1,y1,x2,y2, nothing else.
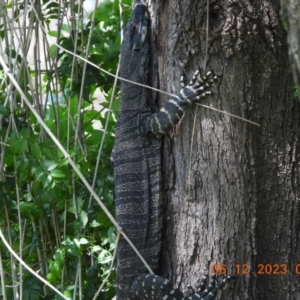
112,2,233,300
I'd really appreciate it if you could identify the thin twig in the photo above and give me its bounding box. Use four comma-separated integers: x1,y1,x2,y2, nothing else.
196,103,261,127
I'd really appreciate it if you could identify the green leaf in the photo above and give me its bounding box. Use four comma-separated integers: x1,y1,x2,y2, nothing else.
43,160,58,171
10,139,28,154
98,249,112,264
30,142,42,158
41,174,53,188
79,237,89,245
90,219,101,227
18,202,43,219
47,260,62,283
80,210,88,227
66,239,81,257
48,30,57,37
51,169,65,178
20,128,30,139
90,245,102,253
33,167,45,181
63,290,72,299
54,249,65,266
61,24,71,33
108,226,116,244
24,192,33,201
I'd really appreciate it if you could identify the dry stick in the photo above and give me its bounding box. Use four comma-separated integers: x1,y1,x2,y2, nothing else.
0,55,153,276
196,103,260,126
73,260,80,300
71,1,98,297
14,161,23,300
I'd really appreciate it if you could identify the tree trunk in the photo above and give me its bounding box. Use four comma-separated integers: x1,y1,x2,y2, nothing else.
148,0,300,299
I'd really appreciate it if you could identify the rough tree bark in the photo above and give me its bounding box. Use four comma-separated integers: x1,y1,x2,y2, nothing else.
148,0,300,299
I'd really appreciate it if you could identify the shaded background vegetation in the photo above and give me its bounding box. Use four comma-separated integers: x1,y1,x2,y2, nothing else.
0,0,130,298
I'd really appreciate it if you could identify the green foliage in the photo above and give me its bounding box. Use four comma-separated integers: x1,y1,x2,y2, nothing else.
22,276,44,300
0,0,132,299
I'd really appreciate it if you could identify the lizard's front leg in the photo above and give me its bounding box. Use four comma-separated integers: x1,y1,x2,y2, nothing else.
145,70,219,135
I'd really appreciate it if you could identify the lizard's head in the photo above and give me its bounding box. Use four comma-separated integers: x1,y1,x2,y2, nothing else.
128,2,148,51
122,3,149,52
120,2,149,83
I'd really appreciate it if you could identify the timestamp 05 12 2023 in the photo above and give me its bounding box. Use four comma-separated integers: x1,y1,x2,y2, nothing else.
211,263,300,275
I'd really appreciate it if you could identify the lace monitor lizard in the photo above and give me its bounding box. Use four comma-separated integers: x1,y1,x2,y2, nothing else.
113,2,233,300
